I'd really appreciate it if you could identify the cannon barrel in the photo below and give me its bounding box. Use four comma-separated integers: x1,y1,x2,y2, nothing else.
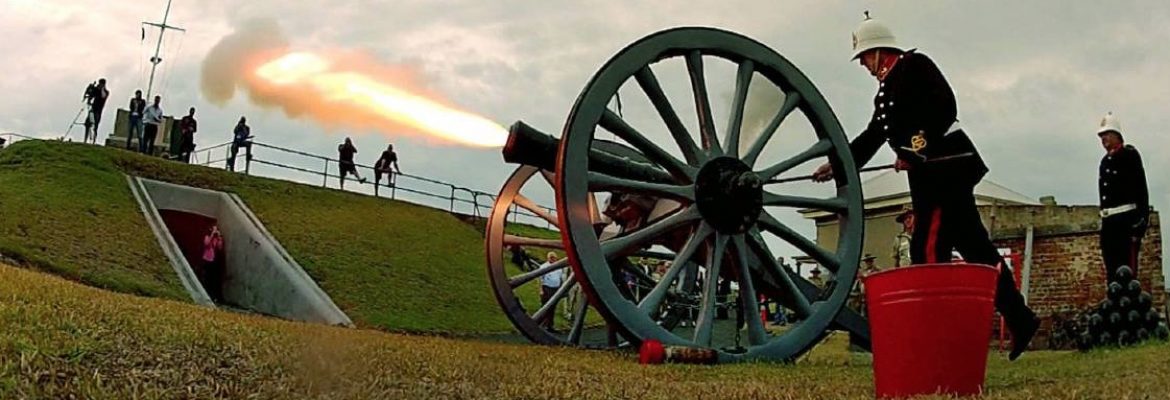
503,121,675,184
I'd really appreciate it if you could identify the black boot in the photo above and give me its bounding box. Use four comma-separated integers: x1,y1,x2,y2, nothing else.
1009,314,1040,361
993,261,1039,361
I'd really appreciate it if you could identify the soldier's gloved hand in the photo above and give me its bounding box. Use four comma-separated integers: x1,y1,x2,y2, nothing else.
894,158,912,172
812,162,833,182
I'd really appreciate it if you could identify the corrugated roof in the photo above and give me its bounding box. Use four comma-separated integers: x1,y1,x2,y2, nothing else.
799,170,1039,218
860,170,1039,205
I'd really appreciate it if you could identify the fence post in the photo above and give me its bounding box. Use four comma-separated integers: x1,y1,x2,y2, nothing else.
244,142,253,175
322,159,329,187
449,186,456,212
390,173,397,199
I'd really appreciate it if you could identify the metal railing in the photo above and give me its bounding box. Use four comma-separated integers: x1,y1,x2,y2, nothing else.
0,132,39,148
189,139,557,228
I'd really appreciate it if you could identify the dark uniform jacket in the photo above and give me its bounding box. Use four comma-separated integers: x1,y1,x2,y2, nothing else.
1099,144,1149,219
849,50,988,187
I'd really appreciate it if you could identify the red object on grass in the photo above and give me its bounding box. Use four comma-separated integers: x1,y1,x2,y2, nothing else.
864,263,999,399
639,339,665,364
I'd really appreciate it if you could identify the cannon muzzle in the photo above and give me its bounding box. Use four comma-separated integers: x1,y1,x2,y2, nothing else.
502,121,674,184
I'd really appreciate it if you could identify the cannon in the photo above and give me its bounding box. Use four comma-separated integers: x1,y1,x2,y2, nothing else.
485,27,870,362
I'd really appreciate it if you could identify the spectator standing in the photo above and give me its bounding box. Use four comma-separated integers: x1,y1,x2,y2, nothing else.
337,137,366,188
127,90,147,150
374,144,401,190
178,107,198,163
538,252,563,330
227,117,252,172
892,207,914,267
83,79,109,144
141,95,164,155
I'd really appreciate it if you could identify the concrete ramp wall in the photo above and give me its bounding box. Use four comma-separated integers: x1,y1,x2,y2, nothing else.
128,176,352,326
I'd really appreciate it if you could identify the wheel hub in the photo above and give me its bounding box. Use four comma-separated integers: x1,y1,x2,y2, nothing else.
694,157,763,234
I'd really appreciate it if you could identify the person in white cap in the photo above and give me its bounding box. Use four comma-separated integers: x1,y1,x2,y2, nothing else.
1096,112,1149,284
812,12,1038,360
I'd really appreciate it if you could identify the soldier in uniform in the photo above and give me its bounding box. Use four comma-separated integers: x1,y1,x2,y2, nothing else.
1096,112,1149,284
813,14,1038,360
893,207,914,268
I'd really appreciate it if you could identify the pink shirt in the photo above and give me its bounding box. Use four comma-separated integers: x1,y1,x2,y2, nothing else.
203,234,223,262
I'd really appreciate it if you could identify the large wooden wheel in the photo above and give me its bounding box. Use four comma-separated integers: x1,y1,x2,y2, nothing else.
555,27,865,362
485,161,699,347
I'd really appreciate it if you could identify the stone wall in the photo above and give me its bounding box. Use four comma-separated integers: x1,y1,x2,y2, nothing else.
989,208,1164,347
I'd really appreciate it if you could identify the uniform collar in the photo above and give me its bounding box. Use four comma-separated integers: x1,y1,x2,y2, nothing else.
878,49,918,82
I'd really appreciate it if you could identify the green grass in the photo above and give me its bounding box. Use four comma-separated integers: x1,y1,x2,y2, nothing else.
0,140,517,334
2,263,1169,399
0,141,187,300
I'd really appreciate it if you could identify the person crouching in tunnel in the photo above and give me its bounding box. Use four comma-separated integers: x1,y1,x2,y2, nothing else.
813,13,1039,360
201,224,225,302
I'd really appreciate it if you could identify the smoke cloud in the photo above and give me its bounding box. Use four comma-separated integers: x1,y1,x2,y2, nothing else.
201,18,289,105
200,19,498,145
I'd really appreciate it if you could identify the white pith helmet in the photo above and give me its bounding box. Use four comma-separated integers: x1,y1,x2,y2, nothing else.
851,12,902,60
1097,112,1122,137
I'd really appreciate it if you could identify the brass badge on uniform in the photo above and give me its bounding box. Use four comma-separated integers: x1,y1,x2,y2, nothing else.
910,131,927,152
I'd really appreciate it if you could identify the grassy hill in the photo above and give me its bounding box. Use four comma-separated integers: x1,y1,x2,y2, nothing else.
3,262,1170,399
0,140,519,334
0,141,187,300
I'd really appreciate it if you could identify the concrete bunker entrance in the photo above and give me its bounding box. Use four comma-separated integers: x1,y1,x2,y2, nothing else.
157,209,229,304
128,177,351,326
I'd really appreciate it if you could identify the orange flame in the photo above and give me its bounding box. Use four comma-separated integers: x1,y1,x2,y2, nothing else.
252,52,507,147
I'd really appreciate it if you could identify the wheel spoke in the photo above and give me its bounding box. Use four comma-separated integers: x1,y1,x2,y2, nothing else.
601,206,700,258
762,193,848,213
567,292,589,344
638,222,714,313
634,66,704,165
757,212,841,273
693,233,729,346
503,235,563,249
723,60,754,158
540,170,557,188
746,231,813,317
685,51,721,156
599,109,695,182
732,235,769,345
587,194,602,224
588,171,694,201
513,194,558,226
509,258,569,288
532,278,577,323
743,92,802,166
757,139,831,180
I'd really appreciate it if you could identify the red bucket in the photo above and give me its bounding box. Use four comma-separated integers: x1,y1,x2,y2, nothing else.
864,263,999,398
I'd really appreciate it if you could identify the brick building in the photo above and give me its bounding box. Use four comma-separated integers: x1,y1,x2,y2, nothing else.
803,171,1165,347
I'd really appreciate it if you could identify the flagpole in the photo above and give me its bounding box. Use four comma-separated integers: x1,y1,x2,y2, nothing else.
142,0,185,100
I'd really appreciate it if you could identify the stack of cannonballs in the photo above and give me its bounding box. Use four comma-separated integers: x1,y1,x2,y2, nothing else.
1077,266,1170,351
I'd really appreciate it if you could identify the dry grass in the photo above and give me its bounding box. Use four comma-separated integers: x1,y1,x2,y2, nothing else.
2,263,1169,399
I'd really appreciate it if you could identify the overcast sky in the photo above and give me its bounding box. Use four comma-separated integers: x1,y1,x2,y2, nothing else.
3,1,1168,283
